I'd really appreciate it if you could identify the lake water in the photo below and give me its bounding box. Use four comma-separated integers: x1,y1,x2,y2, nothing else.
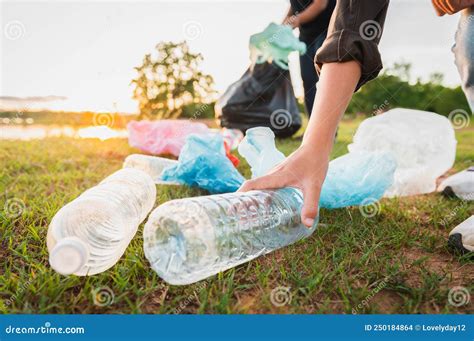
0,124,128,141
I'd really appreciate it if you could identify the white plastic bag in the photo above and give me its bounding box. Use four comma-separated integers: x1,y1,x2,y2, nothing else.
348,108,457,197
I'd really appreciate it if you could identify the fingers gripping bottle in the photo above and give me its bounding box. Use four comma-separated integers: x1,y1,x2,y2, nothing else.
47,168,156,276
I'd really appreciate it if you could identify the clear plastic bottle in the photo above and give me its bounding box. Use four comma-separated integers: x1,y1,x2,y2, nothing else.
143,187,315,285
123,154,178,184
47,168,156,276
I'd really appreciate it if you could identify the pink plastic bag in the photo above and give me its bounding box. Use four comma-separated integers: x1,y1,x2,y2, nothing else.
127,120,209,157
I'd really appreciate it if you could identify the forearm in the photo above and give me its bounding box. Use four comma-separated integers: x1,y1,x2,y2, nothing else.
297,0,328,25
314,0,389,91
302,61,361,156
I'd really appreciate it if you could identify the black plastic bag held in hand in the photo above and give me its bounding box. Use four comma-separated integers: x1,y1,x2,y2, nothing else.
215,62,301,138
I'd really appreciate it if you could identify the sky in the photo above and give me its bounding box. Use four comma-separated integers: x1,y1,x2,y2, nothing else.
0,0,461,114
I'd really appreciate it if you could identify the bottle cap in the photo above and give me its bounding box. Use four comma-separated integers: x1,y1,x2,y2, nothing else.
49,237,89,275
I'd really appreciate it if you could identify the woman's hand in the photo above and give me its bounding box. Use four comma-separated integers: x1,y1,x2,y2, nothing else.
238,144,329,228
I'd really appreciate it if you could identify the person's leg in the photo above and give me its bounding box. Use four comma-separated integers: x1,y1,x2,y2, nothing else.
299,33,326,116
452,6,474,112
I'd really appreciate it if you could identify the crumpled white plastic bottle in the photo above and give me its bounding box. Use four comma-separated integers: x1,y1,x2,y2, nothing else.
238,127,285,178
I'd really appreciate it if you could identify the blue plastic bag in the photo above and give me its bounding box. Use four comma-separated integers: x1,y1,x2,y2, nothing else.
320,152,397,209
161,133,245,194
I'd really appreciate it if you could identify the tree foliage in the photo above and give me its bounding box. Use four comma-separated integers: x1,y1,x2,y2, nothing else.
347,63,471,117
132,41,215,119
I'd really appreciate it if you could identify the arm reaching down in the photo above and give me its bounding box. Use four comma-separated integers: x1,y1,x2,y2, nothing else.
239,61,361,227
240,0,390,227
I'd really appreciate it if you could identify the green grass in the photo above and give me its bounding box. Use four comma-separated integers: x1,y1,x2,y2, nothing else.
0,119,473,314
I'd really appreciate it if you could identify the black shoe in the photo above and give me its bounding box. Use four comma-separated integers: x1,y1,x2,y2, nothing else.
448,216,474,255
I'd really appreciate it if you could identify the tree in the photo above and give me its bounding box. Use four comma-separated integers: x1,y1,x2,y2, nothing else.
346,62,471,117
132,41,215,119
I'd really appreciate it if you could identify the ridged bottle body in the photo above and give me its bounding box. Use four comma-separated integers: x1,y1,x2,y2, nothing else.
144,188,315,285
47,168,156,276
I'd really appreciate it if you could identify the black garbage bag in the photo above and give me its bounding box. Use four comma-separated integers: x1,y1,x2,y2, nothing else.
215,62,301,138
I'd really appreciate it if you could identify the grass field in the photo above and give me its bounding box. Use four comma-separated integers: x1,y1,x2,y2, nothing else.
0,119,473,314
